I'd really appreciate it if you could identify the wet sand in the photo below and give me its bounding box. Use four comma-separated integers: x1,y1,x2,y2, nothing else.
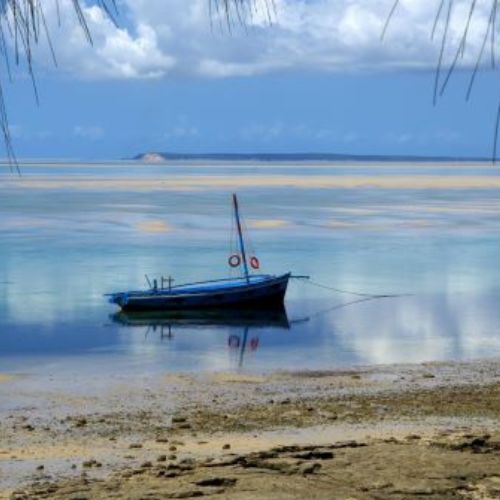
2,360,500,499
6,174,500,191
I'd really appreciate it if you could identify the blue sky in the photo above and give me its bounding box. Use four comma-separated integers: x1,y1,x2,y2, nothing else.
4,0,500,159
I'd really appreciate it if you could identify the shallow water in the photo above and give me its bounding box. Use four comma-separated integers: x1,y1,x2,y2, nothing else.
2,161,500,376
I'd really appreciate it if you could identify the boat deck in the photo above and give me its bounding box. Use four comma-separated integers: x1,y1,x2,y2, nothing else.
170,275,272,293
115,275,273,298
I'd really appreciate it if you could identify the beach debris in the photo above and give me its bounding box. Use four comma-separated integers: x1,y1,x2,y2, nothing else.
74,417,88,428
129,443,143,449
167,490,204,498
172,416,187,424
195,477,237,487
448,435,500,454
222,443,231,450
299,462,322,475
167,462,195,472
383,437,400,444
82,459,100,468
292,450,334,460
405,434,422,440
164,471,181,478
202,456,243,468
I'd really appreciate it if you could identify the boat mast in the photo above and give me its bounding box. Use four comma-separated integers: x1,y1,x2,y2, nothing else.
233,193,250,283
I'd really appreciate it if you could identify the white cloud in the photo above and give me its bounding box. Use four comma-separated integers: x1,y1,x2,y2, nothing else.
163,115,199,139
74,125,104,140
164,126,199,139
31,1,175,79
240,121,285,141
23,0,500,80
239,122,361,144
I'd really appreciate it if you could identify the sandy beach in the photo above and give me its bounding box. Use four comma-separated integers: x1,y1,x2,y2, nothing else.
2,360,500,499
3,0,500,492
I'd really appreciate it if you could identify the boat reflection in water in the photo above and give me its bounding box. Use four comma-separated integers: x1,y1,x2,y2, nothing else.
111,306,291,368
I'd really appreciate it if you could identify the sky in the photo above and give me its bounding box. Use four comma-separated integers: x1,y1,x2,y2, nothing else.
3,0,500,159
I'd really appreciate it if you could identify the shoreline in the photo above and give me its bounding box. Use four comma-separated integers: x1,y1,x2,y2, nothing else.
5,174,500,192
2,358,500,498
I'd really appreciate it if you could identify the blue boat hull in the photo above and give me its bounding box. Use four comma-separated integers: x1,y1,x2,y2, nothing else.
109,273,290,311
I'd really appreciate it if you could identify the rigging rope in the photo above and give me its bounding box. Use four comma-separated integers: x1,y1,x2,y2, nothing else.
241,215,256,259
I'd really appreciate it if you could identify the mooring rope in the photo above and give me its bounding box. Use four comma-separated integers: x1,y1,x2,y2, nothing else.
288,280,412,325
304,278,407,299
289,295,380,325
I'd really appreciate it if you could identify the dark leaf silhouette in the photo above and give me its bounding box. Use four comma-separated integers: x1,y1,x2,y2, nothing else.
384,1,500,161
0,1,274,170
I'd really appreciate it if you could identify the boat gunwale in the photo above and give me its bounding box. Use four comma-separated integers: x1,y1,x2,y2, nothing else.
107,273,290,301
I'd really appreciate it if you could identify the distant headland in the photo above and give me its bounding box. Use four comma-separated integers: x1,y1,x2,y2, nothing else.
133,152,489,163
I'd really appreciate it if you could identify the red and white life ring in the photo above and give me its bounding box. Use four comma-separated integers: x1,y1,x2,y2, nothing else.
250,256,260,270
249,337,260,350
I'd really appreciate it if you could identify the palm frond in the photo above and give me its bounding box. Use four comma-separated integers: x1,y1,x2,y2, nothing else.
385,0,500,161
211,0,275,32
0,0,117,170
0,0,272,170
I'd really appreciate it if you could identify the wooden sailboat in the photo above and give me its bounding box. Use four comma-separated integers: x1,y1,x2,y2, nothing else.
106,194,291,311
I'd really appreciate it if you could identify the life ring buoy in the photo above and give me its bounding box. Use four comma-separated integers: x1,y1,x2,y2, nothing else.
249,338,259,350
250,256,260,270
228,254,241,268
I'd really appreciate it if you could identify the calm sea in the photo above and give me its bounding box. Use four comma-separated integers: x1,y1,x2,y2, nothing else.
2,161,500,376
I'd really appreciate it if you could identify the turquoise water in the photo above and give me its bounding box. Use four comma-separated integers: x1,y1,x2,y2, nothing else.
2,162,500,375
